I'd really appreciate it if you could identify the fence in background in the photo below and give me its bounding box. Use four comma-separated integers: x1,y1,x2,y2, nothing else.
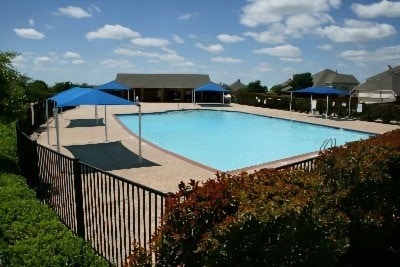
16,127,169,265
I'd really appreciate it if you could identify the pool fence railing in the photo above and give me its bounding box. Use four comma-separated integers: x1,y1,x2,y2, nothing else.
15,102,318,265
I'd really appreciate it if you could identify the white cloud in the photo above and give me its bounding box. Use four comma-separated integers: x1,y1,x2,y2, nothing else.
63,52,81,59
34,56,53,65
131,37,170,47
14,28,45,39
114,48,158,58
244,30,285,44
195,42,224,53
240,0,341,27
317,44,334,51
318,19,396,42
253,44,301,58
101,58,134,68
89,4,101,14
86,24,141,40
217,34,245,43
113,47,194,67
211,57,242,63
280,57,303,62
172,34,184,43
11,54,28,67
352,0,400,19
178,13,192,20
29,19,35,26
285,13,334,37
72,59,85,64
339,44,400,63
58,6,92,18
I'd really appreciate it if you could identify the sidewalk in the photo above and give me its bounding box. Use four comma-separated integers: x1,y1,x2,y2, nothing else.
37,103,400,193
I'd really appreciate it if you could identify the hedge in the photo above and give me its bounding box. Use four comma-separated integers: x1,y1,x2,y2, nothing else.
0,122,108,266
234,91,400,123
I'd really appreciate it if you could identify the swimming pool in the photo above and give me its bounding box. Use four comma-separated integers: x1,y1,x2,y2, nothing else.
117,110,371,171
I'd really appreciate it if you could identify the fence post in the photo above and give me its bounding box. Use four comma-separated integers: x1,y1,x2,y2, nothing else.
31,140,38,189
73,158,85,238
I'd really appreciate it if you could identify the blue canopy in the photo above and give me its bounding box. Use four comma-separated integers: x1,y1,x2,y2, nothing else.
96,80,130,91
49,87,89,105
293,87,350,119
294,87,349,95
194,82,229,92
54,88,134,107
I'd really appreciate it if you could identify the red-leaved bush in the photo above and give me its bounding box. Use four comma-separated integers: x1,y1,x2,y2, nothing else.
127,129,400,266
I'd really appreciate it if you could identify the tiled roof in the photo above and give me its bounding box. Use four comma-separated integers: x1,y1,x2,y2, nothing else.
116,73,210,89
357,65,400,95
312,69,359,87
229,79,246,91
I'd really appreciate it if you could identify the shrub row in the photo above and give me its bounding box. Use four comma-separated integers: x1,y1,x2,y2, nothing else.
131,129,400,266
0,122,108,266
234,91,399,123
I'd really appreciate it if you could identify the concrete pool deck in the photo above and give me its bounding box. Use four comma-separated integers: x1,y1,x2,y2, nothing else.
36,103,400,193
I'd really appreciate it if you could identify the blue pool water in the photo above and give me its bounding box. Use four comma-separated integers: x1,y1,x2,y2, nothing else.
117,110,371,171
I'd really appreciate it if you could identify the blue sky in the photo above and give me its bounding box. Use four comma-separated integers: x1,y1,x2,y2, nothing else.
1,0,399,87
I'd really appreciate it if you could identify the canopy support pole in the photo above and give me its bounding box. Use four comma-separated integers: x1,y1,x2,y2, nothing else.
348,93,352,118
104,105,108,141
54,108,60,153
311,94,314,115
95,105,98,125
326,95,329,119
138,104,142,164
290,92,293,113
46,100,50,145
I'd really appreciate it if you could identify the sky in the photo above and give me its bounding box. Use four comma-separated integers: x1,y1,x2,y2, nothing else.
1,0,400,88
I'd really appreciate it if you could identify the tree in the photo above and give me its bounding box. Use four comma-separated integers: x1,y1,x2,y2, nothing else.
51,81,74,94
290,72,313,90
26,80,49,102
0,51,29,123
270,84,284,94
247,80,268,93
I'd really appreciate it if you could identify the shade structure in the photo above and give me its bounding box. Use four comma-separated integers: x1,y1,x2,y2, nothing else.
96,80,130,91
96,80,132,101
46,87,142,163
294,87,349,96
293,87,349,119
54,88,133,107
193,82,228,104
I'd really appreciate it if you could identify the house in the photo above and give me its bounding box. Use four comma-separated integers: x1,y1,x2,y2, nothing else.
313,69,359,91
116,73,210,102
229,79,246,92
356,65,400,103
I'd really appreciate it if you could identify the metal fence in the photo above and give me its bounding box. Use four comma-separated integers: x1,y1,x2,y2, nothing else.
16,127,169,266
15,100,318,265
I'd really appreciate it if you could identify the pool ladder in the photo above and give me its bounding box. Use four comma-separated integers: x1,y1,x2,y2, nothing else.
320,137,336,151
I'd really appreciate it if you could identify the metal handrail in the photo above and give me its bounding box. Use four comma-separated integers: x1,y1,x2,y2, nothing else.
320,137,336,151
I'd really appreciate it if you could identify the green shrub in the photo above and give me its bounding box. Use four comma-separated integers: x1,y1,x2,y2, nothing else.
0,121,108,266
0,173,108,266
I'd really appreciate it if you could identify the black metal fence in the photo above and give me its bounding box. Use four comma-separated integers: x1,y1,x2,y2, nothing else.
16,127,169,266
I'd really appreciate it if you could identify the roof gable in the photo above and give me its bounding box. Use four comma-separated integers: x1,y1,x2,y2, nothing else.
116,73,210,89
312,69,359,87
357,65,400,94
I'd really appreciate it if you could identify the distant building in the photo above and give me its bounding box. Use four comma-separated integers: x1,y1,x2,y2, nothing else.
356,65,400,103
229,79,246,92
312,69,359,91
116,73,210,102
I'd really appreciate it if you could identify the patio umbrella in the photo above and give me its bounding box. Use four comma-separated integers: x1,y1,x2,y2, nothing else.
294,87,349,119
